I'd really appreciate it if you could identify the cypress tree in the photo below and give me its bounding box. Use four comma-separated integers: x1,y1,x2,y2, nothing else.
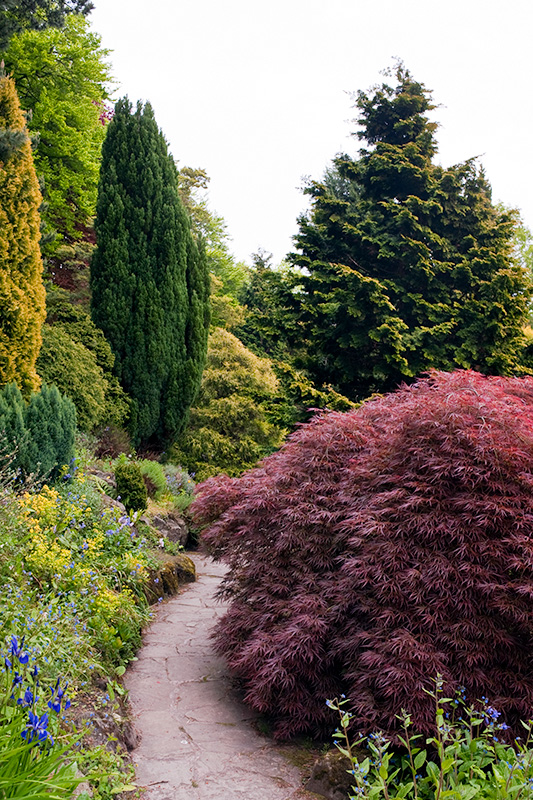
0,71,46,396
291,64,531,400
91,98,210,447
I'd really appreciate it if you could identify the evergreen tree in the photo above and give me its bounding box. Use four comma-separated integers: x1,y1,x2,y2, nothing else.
91,98,210,447
0,381,76,482
291,64,531,400
0,72,45,396
0,0,93,50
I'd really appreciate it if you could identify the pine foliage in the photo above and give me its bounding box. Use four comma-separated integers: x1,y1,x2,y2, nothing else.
194,370,533,740
0,382,76,482
291,64,531,400
0,72,45,396
91,98,210,447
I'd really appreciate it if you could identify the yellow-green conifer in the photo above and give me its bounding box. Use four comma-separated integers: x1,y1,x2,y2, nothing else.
0,71,45,395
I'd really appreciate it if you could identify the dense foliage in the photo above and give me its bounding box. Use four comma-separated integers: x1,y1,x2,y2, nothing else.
39,300,130,429
171,328,285,480
0,0,93,49
0,381,76,482
37,324,107,431
194,370,533,739
290,64,531,399
114,458,148,514
329,686,533,800
91,98,210,447
0,73,45,395
3,15,112,242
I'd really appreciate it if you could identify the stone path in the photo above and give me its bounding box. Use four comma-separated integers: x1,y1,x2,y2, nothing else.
125,552,322,800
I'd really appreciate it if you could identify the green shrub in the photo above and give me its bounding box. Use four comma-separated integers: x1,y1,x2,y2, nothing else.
171,328,286,480
45,300,130,427
329,680,533,800
24,383,76,481
0,382,76,483
37,325,107,432
114,458,147,513
138,459,168,500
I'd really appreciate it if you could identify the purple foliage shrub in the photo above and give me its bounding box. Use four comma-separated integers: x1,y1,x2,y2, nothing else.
192,371,533,739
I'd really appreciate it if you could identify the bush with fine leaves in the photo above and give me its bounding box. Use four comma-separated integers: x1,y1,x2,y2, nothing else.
171,327,285,480
193,370,533,740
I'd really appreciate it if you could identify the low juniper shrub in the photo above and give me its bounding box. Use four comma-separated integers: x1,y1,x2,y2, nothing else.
114,458,147,514
193,370,533,739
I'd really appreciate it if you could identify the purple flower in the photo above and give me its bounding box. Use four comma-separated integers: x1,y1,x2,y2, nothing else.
48,679,70,713
17,688,34,707
10,636,29,665
22,711,53,745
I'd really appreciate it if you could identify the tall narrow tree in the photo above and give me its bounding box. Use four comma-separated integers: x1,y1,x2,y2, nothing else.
90,98,210,447
0,71,45,395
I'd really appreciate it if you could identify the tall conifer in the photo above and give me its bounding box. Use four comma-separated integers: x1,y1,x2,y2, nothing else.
291,64,531,400
91,98,210,447
0,71,45,396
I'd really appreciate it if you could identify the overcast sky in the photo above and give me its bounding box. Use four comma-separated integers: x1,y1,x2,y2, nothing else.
90,0,533,266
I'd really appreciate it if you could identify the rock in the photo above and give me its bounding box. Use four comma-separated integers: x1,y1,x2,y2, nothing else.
98,493,126,514
305,750,354,800
145,553,196,604
151,512,189,547
86,467,116,489
72,770,92,798
173,552,196,584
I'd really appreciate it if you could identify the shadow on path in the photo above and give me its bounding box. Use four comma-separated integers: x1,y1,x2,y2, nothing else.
126,552,322,799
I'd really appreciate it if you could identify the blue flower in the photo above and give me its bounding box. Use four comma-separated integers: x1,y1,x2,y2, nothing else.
22,711,53,745
17,688,34,707
48,679,71,713
10,636,29,664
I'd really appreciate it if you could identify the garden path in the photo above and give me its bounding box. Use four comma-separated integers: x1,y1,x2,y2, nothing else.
125,551,322,800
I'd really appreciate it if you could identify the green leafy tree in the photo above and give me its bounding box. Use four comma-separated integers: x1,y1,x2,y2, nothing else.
171,328,285,480
178,166,249,299
236,250,302,362
0,71,46,395
290,64,531,400
3,15,112,241
91,98,210,447
0,0,93,49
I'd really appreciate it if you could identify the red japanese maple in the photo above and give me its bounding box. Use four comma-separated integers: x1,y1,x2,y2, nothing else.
193,371,533,739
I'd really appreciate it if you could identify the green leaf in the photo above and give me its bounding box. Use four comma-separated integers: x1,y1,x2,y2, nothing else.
414,750,427,770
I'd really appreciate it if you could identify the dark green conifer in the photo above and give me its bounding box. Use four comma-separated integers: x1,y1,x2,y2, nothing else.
0,382,76,481
291,64,531,399
91,98,210,447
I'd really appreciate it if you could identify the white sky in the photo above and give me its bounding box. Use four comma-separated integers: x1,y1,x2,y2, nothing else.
91,0,533,266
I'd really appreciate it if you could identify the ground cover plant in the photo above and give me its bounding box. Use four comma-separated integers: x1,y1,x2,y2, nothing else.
329,680,533,800
0,458,156,795
0,635,82,799
193,370,533,740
